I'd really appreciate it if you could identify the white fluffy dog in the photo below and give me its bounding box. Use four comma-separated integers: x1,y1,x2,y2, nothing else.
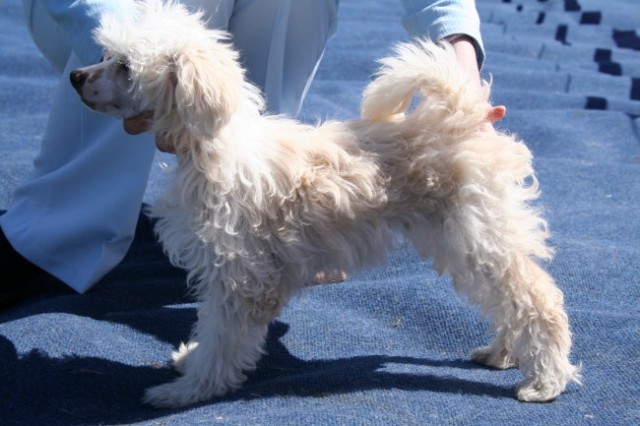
70,0,580,408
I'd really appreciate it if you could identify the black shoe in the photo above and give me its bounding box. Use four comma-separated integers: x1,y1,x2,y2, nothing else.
0,226,44,310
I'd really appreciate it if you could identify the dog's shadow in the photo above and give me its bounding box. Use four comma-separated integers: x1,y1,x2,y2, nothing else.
0,318,514,425
224,321,514,403
0,211,514,424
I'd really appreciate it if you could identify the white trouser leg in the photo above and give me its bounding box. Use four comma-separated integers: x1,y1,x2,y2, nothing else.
21,0,71,73
3,0,337,293
229,0,338,115
1,50,157,292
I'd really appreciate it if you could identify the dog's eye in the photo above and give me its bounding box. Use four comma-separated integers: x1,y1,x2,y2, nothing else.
101,53,116,62
117,59,130,73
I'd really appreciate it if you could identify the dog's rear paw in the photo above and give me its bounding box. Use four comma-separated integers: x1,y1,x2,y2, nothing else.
470,345,517,370
516,363,581,402
516,377,563,402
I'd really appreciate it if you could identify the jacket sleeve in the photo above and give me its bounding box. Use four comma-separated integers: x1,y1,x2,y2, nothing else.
398,0,485,68
35,0,136,64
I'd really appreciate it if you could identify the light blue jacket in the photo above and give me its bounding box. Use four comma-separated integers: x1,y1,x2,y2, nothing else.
30,0,485,67
400,0,484,66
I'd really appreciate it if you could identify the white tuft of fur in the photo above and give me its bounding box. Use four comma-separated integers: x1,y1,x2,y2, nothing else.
88,0,580,408
362,40,489,124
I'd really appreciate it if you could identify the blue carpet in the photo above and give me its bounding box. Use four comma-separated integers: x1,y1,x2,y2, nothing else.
1,0,639,424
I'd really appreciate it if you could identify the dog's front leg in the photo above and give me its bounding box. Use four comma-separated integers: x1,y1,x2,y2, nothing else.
144,288,269,408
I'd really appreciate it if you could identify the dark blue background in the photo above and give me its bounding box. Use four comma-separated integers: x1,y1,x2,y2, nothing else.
1,0,639,424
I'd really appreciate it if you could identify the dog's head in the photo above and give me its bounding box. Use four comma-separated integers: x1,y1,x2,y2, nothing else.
70,54,143,119
70,0,256,149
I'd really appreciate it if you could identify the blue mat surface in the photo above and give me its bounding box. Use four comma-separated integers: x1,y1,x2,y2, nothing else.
1,0,639,424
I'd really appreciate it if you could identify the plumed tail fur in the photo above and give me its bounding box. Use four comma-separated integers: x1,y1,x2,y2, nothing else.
361,40,491,131
361,40,552,265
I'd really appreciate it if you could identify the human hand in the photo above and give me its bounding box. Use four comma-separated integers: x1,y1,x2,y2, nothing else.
488,105,506,123
484,105,506,133
447,36,506,132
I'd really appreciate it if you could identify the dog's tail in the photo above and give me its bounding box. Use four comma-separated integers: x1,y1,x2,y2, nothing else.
361,39,491,131
363,40,553,264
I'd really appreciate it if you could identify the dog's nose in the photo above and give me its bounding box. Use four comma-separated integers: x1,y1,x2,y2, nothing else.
69,70,87,90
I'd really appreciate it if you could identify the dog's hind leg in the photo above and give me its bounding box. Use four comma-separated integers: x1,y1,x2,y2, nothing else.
434,201,580,402
477,255,579,402
144,284,270,408
517,263,581,402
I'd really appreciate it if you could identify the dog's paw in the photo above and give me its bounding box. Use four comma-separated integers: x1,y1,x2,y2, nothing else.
171,341,199,374
144,376,219,408
144,382,190,408
516,377,563,402
470,345,517,370
516,362,581,402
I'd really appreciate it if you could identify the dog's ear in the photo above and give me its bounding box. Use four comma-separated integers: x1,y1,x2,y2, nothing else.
172,45,243,139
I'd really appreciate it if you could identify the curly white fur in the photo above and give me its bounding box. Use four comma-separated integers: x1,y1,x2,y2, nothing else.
78,0,581,408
